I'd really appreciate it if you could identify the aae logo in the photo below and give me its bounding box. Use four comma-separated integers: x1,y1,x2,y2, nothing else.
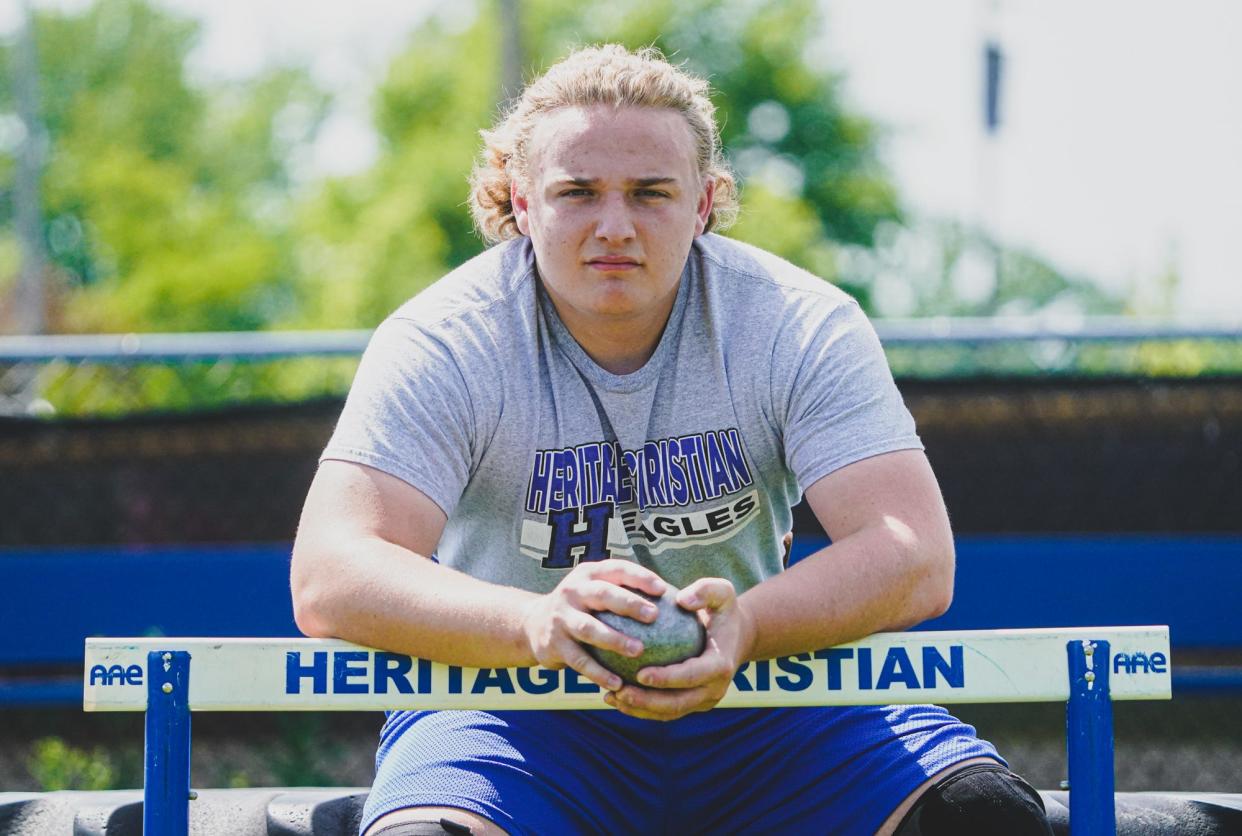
1112,651,1167,674
89,664,144,687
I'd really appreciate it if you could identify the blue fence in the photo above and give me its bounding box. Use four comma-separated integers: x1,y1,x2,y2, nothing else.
3,323,1239,707
4,535,1239,706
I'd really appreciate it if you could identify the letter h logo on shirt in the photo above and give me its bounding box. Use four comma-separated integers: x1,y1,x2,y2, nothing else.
543,501,613,568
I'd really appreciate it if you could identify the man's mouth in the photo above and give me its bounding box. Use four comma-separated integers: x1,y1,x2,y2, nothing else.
587,257,640,270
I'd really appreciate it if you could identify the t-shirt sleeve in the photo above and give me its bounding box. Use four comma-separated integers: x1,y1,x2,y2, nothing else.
780,300,923,490
320,317,476,517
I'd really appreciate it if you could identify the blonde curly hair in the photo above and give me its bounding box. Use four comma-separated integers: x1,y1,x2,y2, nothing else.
469,44,739,244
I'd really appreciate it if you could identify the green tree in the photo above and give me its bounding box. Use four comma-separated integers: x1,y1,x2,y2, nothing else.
549,0,898,293
846,220,1121,319
293,0,898,326
27,737,118,791
291,13,497,327
0,0,326,333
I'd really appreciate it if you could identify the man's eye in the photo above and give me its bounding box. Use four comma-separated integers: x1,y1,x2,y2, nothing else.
637,190,670,198
561,189,592,197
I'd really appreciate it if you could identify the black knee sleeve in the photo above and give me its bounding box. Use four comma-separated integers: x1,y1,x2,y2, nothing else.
895,763,1053,836
370,818,475,836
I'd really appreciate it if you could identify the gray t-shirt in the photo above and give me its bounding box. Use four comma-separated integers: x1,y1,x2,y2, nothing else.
322,233,921,594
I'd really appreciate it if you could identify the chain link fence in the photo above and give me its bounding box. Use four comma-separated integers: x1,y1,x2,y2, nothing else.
1,322,1240,794
0,331,368,418
3,321,1242,418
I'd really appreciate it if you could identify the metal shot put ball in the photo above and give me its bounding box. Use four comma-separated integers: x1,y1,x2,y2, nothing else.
588,586,707,686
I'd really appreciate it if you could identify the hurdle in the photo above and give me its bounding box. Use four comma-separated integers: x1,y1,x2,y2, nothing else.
84,626,1171,836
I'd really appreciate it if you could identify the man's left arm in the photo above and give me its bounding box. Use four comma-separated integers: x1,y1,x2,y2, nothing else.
736,447,954,658
608,447,954,719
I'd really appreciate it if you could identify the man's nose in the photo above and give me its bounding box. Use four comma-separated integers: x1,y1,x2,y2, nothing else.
594,193,636,243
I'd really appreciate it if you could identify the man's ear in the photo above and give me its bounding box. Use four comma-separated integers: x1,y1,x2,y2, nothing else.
694,177,717,236
511,180,531,236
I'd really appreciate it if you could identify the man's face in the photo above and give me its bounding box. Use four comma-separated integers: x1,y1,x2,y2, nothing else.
512,105,714,329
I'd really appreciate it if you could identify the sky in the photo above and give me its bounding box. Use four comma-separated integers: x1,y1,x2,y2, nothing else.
4,0,1240,317
822,0,1242,317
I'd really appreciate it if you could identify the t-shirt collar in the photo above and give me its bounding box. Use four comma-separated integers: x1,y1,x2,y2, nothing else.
536,256,694,394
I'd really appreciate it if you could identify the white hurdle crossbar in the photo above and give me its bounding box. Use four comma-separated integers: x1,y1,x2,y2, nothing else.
84,626,1172,836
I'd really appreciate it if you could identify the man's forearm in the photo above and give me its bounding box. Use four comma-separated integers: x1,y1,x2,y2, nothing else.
737,519,953,663
292,536,542,669
293,517,951,672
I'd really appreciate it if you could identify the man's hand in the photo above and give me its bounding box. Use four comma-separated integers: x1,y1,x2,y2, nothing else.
520,559,668,692
603,577,756,721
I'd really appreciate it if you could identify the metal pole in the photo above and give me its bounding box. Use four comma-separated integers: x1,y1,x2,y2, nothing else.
498,0,523,105
976,0,1004,296
1066,639,1115,835
11,0,48,335
144,650,192,836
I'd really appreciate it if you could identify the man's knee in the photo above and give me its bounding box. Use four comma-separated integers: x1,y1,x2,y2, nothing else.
896,764,1053,836
366,807,508,836
369,820,475,836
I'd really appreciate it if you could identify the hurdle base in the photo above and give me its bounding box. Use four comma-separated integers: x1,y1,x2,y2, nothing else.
4,789,1242,835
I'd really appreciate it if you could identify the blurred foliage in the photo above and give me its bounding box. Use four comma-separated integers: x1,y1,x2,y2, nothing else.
883,339,1242,379
14,335,1242,420
1,0,900,332
1127,340,1242,378
845,219,1123,319
293,0,898,324
0,0,1156,330
10,717,354,792
267,715,346,787
27,736,126,791
1,0,1235,417
20,356,361,417
839,220,1242,378
0,0,327,333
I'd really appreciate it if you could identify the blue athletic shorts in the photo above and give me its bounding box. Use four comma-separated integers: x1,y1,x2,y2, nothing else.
360,705,1001,835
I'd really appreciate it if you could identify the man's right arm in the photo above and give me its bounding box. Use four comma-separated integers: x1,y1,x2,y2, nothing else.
290,459,664,685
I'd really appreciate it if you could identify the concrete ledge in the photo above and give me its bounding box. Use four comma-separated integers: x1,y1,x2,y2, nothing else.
2,789,1241,834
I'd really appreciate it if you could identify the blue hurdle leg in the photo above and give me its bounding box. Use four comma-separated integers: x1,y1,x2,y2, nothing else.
145,650,192,836
1066,639,1115,836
